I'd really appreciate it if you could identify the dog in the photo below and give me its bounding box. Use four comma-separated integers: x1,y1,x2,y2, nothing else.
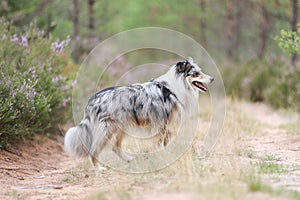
64,57,214,169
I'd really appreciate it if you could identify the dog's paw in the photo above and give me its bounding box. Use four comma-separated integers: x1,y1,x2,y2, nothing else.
123,154,135,162
97,165,107,172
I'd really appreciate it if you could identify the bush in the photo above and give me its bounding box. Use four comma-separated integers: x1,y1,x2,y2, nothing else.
266,70,300,109
0,18,75,148
223,56,300,110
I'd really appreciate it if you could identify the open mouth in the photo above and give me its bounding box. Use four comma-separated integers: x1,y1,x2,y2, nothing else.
192,81,208,92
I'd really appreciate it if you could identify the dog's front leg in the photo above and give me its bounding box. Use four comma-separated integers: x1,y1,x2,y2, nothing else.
158,128,171,148
113,147,135,162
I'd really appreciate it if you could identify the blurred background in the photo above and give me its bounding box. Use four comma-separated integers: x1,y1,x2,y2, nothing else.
0,0,299,146
1,0,298,62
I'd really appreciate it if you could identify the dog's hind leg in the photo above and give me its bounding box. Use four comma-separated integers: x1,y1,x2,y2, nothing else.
90,157,107,172
113,130,135,162
90,132,112,171
90,142,107,171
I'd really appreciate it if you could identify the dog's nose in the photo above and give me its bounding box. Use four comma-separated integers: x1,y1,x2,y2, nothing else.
210,77,214,82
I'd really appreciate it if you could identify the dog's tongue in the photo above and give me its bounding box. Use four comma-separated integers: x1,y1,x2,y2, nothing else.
195,81,207,91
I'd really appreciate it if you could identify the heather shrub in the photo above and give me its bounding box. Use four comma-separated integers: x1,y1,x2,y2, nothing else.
0,18,74,148
266,69,300,110
223,56,300,110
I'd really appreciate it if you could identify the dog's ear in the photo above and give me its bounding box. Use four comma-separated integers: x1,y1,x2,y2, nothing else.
176,62,185,72
176,61,191,73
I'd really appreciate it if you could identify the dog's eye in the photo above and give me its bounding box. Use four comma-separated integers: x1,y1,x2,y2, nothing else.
193,72,200,76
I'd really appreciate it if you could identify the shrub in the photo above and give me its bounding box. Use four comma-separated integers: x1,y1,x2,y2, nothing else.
0,18,74,148
266,69,300,109
223,56,300,110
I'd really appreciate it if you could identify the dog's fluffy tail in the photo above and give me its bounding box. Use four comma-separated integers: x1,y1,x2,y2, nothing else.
64,119,92,158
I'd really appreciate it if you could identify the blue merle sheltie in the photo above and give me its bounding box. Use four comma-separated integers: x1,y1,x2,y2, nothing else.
64,57,214,169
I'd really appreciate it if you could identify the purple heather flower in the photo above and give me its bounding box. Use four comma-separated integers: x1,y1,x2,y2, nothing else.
61,97,71,107
10,34,19,44
21,35,28,47
51,36,71,55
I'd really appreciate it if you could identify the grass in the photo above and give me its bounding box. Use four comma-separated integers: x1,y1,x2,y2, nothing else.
245,174,272,192
245,174,300,200
61,159,92,183
4,190,23,200
236,149,257,159
85,192,108,200
258,162,289,174
262,154,281,162
86,188,132,200
278,122,300,135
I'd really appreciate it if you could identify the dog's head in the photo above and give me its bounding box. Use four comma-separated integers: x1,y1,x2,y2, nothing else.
175,57,214,93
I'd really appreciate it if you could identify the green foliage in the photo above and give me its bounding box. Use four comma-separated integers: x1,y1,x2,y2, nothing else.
225,24,300,110
266,69,300,109
1,0,295,63
224,56,300,110
275,24,300,55
0,18,73,148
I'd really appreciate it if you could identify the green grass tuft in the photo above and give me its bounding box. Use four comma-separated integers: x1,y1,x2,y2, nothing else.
258,162,289,174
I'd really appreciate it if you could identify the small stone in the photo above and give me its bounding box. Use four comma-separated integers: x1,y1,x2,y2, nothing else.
84,174,89,178
52,185,63,190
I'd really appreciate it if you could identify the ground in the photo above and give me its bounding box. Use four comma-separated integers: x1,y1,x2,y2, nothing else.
0,98,299,200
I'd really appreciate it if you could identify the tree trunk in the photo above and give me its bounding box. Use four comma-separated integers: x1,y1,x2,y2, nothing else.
226,0,234,62
72,0,80,62
259,0,268,59
73,0,79,40
291,0,298,66
234,0,242,62
87,0,99,51
88,0,95,32
199,0,207,48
